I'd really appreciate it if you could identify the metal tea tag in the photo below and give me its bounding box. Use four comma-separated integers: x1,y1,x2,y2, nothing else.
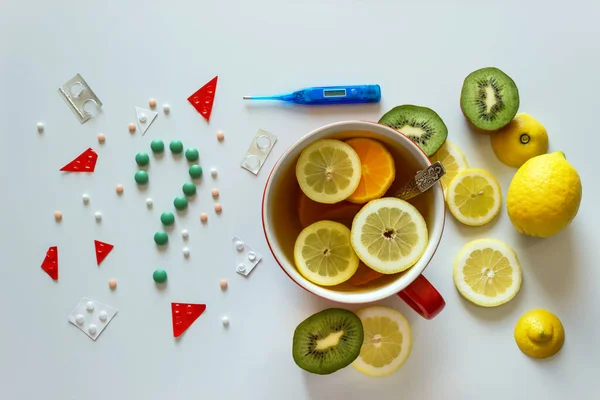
394,161,446,201
240,129,278,175
58,74,103,124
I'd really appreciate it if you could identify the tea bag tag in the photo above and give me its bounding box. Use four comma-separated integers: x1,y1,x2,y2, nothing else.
394,161,445,201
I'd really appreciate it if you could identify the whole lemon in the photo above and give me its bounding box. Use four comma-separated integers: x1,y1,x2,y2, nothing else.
514,309,565,359
507,152,582,237
491,113,548,168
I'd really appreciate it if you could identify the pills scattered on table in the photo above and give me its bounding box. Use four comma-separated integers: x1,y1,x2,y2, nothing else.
82,194,90,204
153,269,167,283
154,231,168,245
95,211,102,221
138,113,147,123
128,123,136,132
220,280,228,290
182,182,197,196
115,184,124,194
189,165,203,179
150,140,165,153
237,263,246,273
169,140,184,154
181,229,189,239
98,310,108,322
88,324,97,335
135,170,149,185
211,188,219,198
183,247,190,257
161,211,175,226
163,104,170,114
108,279,117,290
248,251,257,262
75,314,84,325
97,133,106,143
222,316,230,327
214,203,223,213
149,98,157,108
185,148,199,162
54,211,63,221
174,196,188,210
235,241,244,251
210,167,218,178
200,213,208,223
216,131,225,141
86,301,95,312
37,122,44,132
135,152,150,166
146,198,153,207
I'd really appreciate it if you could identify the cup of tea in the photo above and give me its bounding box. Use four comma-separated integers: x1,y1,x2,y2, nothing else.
262,121,446,319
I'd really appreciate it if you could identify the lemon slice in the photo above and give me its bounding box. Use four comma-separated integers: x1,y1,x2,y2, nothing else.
296,139,362,204
447,168,502,226
351,198,428,274
293,220,359,286
453,239,522,307
429,141,469,193
352,306,412,376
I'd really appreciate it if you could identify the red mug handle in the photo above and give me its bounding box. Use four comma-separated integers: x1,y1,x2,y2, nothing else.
397,274,445,319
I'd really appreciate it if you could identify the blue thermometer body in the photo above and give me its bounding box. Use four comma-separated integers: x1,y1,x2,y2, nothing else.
243,84,381,105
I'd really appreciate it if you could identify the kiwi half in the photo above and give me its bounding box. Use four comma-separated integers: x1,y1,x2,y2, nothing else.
292,308,364,375
378,105,448,156
460,67,519,131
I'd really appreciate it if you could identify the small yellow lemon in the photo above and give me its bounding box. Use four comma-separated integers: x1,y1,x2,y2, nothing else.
491,113,548,168
507,152,582,238
514,309,565,359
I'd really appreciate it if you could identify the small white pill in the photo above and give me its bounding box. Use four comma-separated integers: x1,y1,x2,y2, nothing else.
86,301,94,312
163,104,170,114
88,324,97,335
98,310,108,322
75,315,84,325
37,122,44,132
222,316,230,327
146,198,153,207
181,229,189,239
95,212,102,221
235,241,244,252
82,194,90,204
183,247,190,257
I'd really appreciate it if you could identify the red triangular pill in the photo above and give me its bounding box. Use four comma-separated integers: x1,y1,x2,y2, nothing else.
94,240,114,266
171,303,206,337
41,246,58,280
187,76,218,121
60,148,98,172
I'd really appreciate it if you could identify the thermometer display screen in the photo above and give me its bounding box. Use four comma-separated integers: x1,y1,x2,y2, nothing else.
323,89,346,97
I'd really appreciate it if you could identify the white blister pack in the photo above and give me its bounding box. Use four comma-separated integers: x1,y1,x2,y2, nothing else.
68,297,118,341
135,106,158,135
232,236,262,276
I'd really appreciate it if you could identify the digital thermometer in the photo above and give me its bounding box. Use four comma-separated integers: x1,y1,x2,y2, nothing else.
243,84,381,105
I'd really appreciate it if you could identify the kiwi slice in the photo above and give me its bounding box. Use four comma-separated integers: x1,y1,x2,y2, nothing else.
292,308,364,375
460,67,519,131
378,105,448,156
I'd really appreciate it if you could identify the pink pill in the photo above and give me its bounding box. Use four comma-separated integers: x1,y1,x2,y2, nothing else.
220,280,228,290
214,203,222,214
216,131,225,141
211,188,219,198
128,123,136,132
149,98,157,108
108,279,117,289
54,211,63,221
200,213,208,223
115,184,124,194
97,133,106,143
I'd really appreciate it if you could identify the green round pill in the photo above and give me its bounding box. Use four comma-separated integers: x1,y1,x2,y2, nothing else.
135,170,149,185
170,140,184,154
153,269,167,283
174,196,188,210
185,148,199,162
182,182,197,196
189,165,203,179
135,152,150,166
160,212,175,226
154,231,168,245
150,140,165,153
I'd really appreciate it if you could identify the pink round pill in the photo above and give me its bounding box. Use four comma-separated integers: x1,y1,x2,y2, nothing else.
128,123,136,132
220,280,228,290
54,211,63,221
216,131,225,141
149,98,157,108
214,204,222,214
211,188,219,198
97,133,106,143
108,279,117,289
200,213,208,223
116,184,124,194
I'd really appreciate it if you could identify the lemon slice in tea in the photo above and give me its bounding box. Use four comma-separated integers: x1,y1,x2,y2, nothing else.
294,220,359,286
352,306,412,377
296,139,362,204
453,239,522,307
429,141,469,193
351,198,428,274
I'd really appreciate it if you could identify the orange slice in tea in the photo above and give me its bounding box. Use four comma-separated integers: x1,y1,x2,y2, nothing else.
345,138,396,204
298,192,363,228
347,262,384,286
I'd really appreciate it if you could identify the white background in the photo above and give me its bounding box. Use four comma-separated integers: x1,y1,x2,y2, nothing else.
1,1,599,399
